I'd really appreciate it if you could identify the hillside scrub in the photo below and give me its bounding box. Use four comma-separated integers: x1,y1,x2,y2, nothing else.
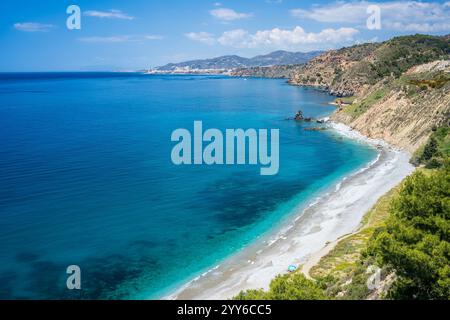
368,161,450,299
234,273,326,300
412,126,450,168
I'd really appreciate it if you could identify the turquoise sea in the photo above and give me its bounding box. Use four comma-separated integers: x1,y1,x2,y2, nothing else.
0,73,377,299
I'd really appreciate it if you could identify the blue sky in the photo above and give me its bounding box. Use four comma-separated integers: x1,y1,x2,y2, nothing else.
0,0,449,71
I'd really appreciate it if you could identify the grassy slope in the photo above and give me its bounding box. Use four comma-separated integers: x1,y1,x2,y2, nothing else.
341,66,450,119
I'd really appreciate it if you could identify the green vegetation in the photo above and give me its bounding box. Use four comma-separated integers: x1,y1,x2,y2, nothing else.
334,96,356,105
234,273,326,300
334,34,450,89
234,161,449,300
318,164,449,300
409,73,450,90
369,34,450,81
340,67,449,119
234,187,402,301
343,88,388,117
412,126,450,168
233,34,450,300
403,71,450,99
368,162,450,299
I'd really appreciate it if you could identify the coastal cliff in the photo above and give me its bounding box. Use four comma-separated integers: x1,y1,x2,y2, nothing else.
233,34,450,153
305,35,449,152
231,64,303,79
332,59,450,153
288,42,381,96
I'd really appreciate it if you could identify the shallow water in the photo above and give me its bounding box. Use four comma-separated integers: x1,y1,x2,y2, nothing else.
0,73,377,299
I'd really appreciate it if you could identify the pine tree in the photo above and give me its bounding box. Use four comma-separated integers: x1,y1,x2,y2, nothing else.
422,137,439,161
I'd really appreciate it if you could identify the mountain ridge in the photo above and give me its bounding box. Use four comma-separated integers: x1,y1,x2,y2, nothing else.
154,50,323,71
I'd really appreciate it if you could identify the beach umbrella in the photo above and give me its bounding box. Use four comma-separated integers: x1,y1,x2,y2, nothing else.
288,265,297,272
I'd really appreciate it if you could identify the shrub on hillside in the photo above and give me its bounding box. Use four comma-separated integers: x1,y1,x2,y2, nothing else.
368,161,450,299
234,273,326,300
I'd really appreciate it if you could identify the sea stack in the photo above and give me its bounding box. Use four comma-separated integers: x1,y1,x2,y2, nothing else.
294,110,304,121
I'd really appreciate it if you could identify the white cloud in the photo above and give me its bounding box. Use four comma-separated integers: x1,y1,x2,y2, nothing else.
217,29,250,47
291,3,368,23
291,1,450,32
84,9,134,20
79,35,163,43
186,26,359,51
143,35,164,41
210,8,252,21
217,26,359,49
185,32,216,45
14,22,55,32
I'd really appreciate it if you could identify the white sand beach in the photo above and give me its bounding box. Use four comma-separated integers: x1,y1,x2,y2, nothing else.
165,123,415,300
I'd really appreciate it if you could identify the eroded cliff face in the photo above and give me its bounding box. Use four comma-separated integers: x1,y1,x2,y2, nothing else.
232,35,450,152
287,35,450,153
332,60,450,153
288,43,380,97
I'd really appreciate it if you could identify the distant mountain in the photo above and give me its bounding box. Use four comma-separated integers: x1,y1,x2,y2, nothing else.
155,50,323,71
248,50,323,67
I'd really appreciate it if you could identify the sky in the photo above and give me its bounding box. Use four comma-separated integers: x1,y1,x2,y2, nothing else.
0,0,449,71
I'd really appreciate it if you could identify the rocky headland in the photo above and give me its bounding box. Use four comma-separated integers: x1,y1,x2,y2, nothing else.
233,34,450,153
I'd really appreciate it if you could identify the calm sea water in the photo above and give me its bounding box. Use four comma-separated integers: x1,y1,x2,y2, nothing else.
0,73,376,299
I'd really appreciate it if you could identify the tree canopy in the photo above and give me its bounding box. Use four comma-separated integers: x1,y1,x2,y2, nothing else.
368,161,450,299
234,273,326,300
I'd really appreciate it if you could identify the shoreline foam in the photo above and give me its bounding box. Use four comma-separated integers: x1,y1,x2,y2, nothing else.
164,122,415,300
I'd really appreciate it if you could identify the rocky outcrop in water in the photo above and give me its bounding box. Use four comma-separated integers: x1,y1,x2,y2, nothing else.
294,111,304,121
